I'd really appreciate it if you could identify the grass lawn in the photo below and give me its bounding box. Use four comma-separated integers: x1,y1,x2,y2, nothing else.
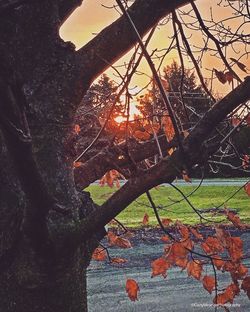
86,184,250,227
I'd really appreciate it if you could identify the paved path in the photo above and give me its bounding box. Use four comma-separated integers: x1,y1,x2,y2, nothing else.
87,231,250,312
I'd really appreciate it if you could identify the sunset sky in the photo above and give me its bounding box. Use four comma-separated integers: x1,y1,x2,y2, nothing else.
60,0,249,95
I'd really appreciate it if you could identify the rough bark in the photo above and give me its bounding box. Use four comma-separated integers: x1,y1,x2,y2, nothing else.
0,1,192,311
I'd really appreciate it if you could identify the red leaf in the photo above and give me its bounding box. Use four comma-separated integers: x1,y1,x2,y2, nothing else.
187,260,203,280
213,256,225,270
107,231,132,248
215,283,239,304
244,182,250,196
73,161,83,168
241,276,250,299
162,114,175,141
142,213,149,226
201,237,224,254
151,257,171,278
161,218,172,226
203,275,215,294
92,247,106,261
126,279,139,301
226,236,243,262
225,210,243,229
242,155,249,169
224,71,234,83
189,227,203,240
161,235,170,242
111,257,127,264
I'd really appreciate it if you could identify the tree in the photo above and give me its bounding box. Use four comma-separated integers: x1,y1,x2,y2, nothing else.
0,1,249,312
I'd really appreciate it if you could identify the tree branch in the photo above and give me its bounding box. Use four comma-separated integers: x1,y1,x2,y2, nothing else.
71,76,250,241
58,0,83,24
75,0,190,83
74,135,176,189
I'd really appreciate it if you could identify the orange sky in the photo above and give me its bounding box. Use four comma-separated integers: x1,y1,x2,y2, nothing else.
60,0,249,95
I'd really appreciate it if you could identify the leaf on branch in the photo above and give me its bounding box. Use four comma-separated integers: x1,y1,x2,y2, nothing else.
107,231,132,249
230,58,247,73
176,221,190,240
201,237,224,254
241,276,250,299
189,227,203,240
226,236,243,262
187,260,203,280
161,235,170,242
92,247,106,261
151,257,171,278
142,213,149,226
244,182,250,196
214,69,227,84
231,263,248,280
215,283,239,304
126,279,139,301
213,256,225,270
225,209,243,229
231,116,241,127
100,170,122,188
202,275,215,294
224,71,235,84
162,113,175,141
161,218,173,226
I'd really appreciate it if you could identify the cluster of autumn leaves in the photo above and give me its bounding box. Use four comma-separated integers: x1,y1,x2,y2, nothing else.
91,210,250,305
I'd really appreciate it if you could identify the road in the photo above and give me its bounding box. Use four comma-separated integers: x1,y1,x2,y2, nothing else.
87,230,250,312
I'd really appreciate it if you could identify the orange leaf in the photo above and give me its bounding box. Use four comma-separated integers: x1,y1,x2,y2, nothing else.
126,279,139,301
215,283,239,304
226,237,243,262
111,257,127,264
189,227,203,240
161,218,172,226
241,276,250,299
202,275,215,294
244,182,250,196
226,210,243,229
162,114,175,141
151,257,171,278
115,237,132,249
177,222,190,240
213,256,225,270
161,235,170,242
142,213,149,226
201,237,224,254
92,247,106,261
231,263,248,280
187,260,203,280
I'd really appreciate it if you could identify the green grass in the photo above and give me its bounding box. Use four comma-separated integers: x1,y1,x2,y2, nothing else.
86,185,250,227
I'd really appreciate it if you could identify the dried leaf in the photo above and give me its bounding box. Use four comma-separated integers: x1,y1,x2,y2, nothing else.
244,182,250,196
142,213,149,226
241,276,250,299
201,237,224,254
225,210,243,229
214,69,227,84
242,155,249,169
162,114,175,141
213,256,225,270
73,161,83,168
161,235,170,242
230,58,247,73
226,236,243,262
224,71,234,83
126,279,139,301
189,227,203,240
107,231,132,248
151,257,171,278
187,260,203,280
203,275,215,294
215,283,239,304
92,247,106,261
111,257,127,264
161,218,172,226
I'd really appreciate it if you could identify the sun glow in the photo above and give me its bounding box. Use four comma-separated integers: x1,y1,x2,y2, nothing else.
114,102,142,123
